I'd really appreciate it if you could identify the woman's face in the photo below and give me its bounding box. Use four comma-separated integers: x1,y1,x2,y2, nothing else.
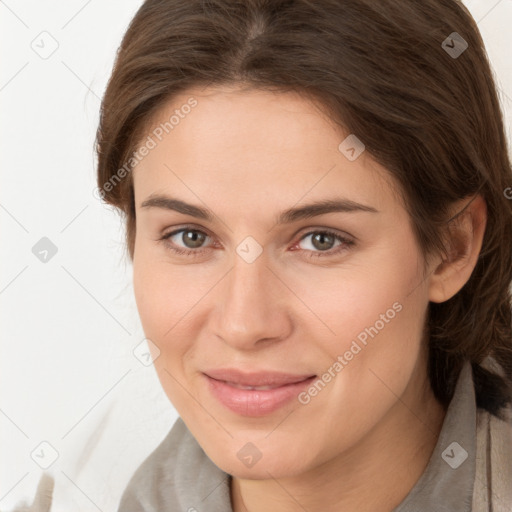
132,85,435,479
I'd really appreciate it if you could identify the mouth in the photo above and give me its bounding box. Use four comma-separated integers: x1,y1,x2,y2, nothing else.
221,382,291,390
203,368,317,417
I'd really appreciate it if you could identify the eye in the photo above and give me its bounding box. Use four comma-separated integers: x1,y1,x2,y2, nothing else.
159,227,213,256
294,229,355,258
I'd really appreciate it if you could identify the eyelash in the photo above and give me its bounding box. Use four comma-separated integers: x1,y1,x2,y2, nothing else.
158,226,355,259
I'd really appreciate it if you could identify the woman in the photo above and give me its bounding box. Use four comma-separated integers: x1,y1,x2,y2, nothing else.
23,0,512,510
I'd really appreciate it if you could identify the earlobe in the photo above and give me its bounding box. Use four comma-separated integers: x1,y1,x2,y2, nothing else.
428,194,487,304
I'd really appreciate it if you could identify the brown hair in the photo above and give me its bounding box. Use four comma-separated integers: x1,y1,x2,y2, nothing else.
96,0,512,417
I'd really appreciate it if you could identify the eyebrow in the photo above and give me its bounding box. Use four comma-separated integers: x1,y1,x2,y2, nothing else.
140,194,378,224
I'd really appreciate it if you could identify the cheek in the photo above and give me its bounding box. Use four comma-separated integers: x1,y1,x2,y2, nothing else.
132,253,215,382
132,254,187,371
133,248,202,339
306,242,428,417
285,242,425,361
133,259,166,338
132,259,196,408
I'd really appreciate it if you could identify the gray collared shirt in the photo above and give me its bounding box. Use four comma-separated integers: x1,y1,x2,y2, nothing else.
117,361,478,511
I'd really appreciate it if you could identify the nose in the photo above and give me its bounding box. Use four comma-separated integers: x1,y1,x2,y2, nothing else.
210,253,292,351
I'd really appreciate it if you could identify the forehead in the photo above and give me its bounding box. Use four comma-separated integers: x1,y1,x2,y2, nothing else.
132,85,397,216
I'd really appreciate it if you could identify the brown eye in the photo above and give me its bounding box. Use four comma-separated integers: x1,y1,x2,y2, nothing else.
296,229,355,259
299,231,341,252
180,230,207,248
311,232,336,251
160,228,212,254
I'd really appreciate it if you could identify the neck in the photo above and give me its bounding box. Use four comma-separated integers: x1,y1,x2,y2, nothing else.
230,369,447,512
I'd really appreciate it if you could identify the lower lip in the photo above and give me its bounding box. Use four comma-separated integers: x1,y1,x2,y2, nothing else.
204,374,316,417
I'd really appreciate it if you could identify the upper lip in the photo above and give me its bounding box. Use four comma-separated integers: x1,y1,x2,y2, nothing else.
204,368,316,387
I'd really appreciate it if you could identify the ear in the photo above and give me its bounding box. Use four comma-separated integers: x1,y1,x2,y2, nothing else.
428,194,487,303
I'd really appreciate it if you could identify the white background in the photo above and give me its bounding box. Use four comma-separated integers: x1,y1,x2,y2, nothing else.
1,1,511,511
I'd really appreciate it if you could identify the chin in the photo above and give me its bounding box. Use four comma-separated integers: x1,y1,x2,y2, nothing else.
199,434,315,480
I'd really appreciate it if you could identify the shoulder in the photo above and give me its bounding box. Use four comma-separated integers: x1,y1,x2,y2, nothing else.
116,418,187,511
117,417,229,512
473,404,512,512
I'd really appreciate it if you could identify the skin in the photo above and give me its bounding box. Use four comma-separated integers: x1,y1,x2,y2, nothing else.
131,84,487,512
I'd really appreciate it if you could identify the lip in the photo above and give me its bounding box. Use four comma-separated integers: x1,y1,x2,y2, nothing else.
203,368,316,417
